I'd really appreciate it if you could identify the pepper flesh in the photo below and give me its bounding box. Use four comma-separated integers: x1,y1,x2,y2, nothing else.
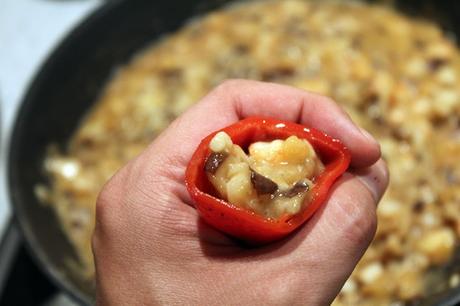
185,117,351,243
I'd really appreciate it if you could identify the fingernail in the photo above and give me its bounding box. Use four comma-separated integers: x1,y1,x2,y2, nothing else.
355,160,389,204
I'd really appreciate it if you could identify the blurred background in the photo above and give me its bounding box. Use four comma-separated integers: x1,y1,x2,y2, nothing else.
1,0,460,305
0,1,101,304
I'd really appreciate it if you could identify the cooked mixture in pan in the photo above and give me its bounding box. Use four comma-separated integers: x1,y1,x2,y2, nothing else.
205,132,323,219
37,0,460,304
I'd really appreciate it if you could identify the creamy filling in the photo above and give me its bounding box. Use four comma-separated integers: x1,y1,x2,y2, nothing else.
205,131,324,219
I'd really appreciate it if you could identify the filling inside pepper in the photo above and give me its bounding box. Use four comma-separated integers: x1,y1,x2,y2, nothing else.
205,131,324,219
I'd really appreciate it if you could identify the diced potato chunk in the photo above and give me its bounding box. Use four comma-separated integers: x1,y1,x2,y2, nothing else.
249,135,321,187
210,131,233,152
358,262,383,284
416,228,456,264
226,165,253,204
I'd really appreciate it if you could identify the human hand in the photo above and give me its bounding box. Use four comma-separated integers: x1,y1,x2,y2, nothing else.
92,80,389,306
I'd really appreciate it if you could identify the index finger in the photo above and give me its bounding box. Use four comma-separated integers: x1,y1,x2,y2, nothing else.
150,79,380,171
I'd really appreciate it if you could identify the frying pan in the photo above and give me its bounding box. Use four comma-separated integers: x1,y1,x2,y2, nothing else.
7,0,460,305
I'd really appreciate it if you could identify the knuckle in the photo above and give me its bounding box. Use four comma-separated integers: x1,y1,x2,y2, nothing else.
338,191,378,247
349,204,377,247
94,164,133,232
95,180,118,224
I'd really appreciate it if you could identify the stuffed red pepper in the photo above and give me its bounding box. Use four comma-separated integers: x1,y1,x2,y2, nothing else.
185,117,351,243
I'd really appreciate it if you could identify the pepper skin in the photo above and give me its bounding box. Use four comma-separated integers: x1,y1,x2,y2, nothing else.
185,117,351,243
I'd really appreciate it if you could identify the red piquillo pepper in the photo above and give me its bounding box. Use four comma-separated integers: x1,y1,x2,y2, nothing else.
185,117,351,243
